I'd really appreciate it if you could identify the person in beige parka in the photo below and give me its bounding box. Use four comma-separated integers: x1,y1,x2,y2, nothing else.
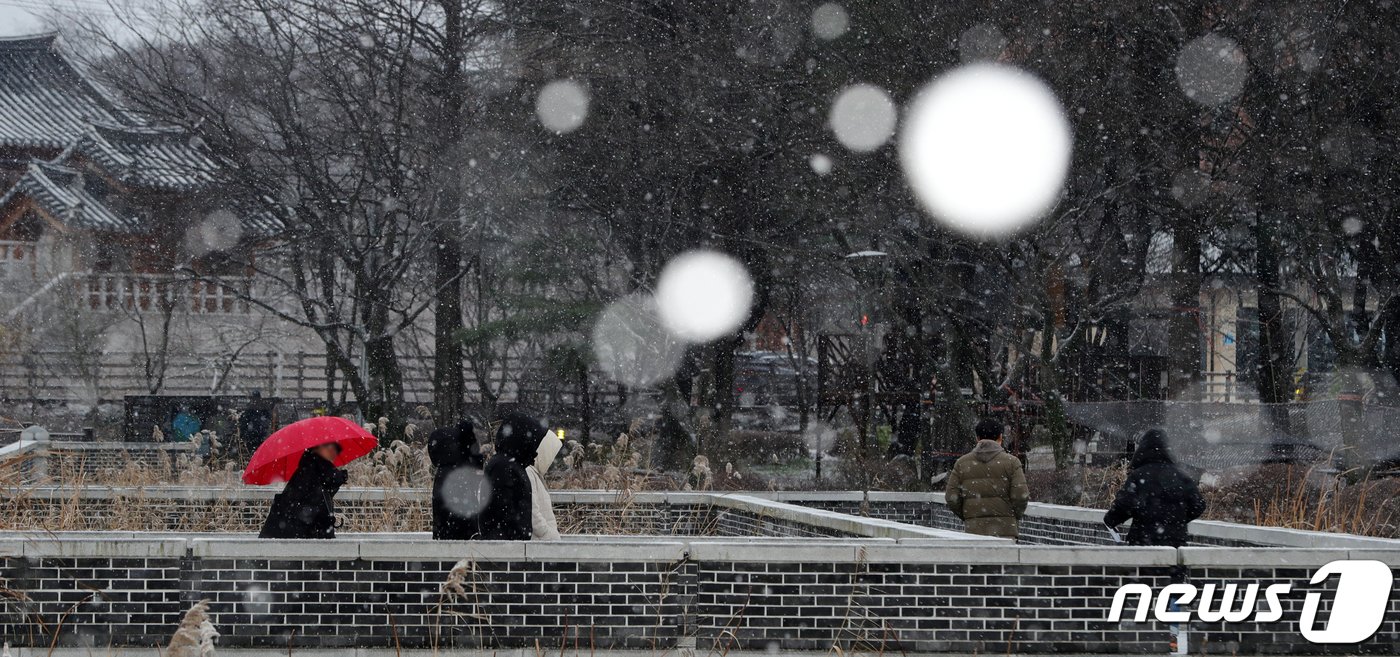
526,428,563,540
945,418,1030,539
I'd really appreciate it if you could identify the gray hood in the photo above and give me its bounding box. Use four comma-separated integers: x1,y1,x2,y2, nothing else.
972,439,1004,463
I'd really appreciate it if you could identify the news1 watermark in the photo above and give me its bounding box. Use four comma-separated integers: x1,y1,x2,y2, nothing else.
1108,560,1394,644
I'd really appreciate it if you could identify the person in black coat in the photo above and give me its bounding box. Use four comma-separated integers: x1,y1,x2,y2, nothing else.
476,413,547,540
1104,429,1207,547
259,444,348,539
427,419,486,540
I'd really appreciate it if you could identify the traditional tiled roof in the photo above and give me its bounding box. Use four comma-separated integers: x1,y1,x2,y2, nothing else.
0,34,282,240
0,158,284,238
0,34,140,150
0,161,144,233
235,200,285,237
58,123,218,191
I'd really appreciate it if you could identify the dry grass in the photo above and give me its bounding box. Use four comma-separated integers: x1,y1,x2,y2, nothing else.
1024,463,1127,507
1208,464,1400,536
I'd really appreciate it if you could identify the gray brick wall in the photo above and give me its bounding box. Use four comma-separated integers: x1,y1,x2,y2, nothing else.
709,507,858,538
192,556,686,649
689,546,1400,655
4,541,1397,654
0,546,688,650
45,443,196,478
0,555,185,648
694,559,1176,653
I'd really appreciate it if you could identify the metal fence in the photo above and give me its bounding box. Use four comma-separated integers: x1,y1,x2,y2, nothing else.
1065,398,1400,470
0,350,548,404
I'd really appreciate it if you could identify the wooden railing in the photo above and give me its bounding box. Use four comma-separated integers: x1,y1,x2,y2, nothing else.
83,273,252,314
1202,370,1254,403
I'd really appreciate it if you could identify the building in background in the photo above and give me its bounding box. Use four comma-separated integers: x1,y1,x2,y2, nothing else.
0,34,309,412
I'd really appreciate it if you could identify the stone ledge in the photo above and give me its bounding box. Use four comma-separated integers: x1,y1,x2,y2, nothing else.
1187,519,1400,548
927,491,1400,549
709,493,978,541
358,539,526,560
190,538,361,559
757,490,930,503
857,544,1023,564
1344,548,1400,565
524,540,686,562
1179,546,1352,567
13,535,1380,571
19,537,189,558
1017,546,1176,566
687,541,861,563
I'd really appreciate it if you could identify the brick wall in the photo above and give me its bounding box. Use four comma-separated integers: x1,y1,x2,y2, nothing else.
10,441,197,484
57,442,195,472
691,546,1181,653
709,507,857,538
3,539,1397,654
191,542,689,650
690,545,1386,654
0,541,186,649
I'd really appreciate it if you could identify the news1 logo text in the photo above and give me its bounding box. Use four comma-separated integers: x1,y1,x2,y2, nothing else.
1108,560,1394,644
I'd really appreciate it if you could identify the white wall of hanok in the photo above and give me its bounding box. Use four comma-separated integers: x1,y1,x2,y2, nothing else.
2,230,325,401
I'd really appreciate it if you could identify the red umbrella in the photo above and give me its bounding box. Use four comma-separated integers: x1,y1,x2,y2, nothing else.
243,416,378,485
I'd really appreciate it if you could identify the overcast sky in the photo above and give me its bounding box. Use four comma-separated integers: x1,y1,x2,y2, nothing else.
0,1,152,39
0,5,46,35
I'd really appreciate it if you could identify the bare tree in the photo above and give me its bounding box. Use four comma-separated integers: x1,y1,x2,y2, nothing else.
75,0,509,431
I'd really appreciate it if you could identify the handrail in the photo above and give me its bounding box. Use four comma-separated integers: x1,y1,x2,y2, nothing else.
82,271,252,314
3,270,82,321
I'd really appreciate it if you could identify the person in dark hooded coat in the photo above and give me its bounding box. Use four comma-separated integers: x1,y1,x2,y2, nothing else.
258,443,348,539
427,419,486,540
1104,429,1206,547
476,413,548,540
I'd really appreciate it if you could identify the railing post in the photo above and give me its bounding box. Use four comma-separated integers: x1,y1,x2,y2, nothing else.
294,351,305,400
273,351,284,397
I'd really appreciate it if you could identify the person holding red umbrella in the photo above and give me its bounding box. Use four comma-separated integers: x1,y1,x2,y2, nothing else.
258,444,348,538
244,416,377,539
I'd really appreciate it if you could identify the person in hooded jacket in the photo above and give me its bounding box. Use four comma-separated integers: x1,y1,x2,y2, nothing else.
945,418,1030,539
477,413,563,540
427,419,486,540
526,427,563,540
1104,428,1206,547
258,443,348,539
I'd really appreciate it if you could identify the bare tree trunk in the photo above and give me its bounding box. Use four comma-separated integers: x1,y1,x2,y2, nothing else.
1167,210,1203,399
364,333,405,434
431,0,467,426
134,296,176,395
711,334,742,448
1255,193,1296,447
1040,310,1073,469
652,378,695,471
